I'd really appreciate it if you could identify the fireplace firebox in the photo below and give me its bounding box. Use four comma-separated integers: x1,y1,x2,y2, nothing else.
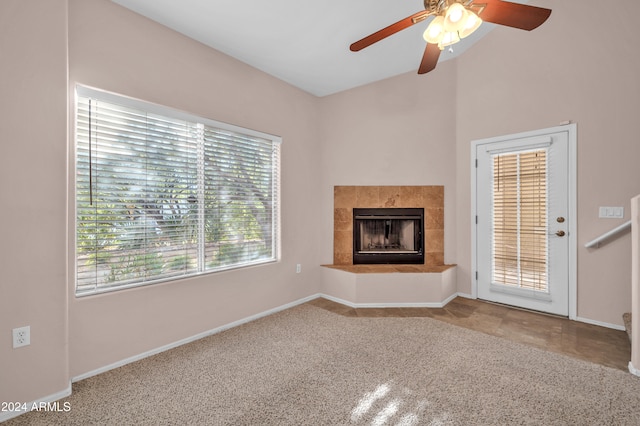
353,208,424,264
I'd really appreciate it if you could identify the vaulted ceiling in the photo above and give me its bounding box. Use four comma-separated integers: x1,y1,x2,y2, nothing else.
111,0,531,97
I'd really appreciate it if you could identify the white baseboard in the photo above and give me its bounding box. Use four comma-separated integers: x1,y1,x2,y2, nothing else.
439,291,460,306
456,292,475,300
320,293,625,331
318,292,459,309
317,293,356,308
629,362,640,376
0,383,72,423
72,294,320,383
575,316,625,331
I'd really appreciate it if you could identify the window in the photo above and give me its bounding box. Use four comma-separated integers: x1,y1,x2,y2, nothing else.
492,149,547,291
75,87,281,296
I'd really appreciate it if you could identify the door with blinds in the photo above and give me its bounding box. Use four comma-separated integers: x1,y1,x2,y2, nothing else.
475,128,570,316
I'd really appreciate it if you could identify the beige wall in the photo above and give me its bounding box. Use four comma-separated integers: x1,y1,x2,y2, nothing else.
455,0,640,326
67,0,323,377
319,61,459,268
320,0,640,328
0,0,70,405
2,0,323,407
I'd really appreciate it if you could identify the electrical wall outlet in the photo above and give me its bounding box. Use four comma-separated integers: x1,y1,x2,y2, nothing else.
12,326,30,348
296,264,302,274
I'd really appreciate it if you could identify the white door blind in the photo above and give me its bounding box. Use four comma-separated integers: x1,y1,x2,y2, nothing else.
76,89,280,295
492,150,548,291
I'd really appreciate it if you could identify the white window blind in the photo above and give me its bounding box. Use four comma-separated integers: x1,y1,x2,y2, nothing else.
75,87,280,296
492,149,548,292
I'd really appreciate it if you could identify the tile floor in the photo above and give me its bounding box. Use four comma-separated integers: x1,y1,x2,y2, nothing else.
308,296,632,371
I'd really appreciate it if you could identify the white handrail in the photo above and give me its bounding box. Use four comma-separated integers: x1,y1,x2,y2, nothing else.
584,220,632,248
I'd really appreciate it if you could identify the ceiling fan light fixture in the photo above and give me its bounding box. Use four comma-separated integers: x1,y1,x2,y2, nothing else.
458,10,482,39
443,2,468,32
423,15,445,44
437,31,460,50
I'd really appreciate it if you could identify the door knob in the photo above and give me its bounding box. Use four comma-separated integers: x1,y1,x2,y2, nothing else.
555,230,566,237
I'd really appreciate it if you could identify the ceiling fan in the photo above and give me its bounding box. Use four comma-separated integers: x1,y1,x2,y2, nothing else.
350,0,552,75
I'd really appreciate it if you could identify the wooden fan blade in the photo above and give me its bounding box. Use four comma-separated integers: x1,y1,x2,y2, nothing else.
418,43,440,74
350,10,430,52
478,0,551,31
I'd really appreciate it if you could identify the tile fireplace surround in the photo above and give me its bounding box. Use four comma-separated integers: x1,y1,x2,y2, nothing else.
331,185,446,267
321,186,457,307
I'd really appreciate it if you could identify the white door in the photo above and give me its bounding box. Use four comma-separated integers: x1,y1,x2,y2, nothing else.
474,126,574,316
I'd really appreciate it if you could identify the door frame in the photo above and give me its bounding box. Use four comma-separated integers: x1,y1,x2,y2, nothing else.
470,123,577,319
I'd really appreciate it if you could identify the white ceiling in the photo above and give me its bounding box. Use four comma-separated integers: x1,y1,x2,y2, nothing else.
110,0,518,97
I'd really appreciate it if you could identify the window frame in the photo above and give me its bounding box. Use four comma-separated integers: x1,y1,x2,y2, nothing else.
73,85,281,296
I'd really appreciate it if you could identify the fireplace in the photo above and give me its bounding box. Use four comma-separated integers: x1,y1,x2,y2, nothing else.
353,208,424,265
332,186,444,267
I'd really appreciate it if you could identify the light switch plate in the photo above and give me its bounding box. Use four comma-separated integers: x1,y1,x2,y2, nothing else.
599,206,624,219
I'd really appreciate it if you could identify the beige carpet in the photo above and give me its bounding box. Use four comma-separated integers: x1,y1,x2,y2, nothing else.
8,303,640,425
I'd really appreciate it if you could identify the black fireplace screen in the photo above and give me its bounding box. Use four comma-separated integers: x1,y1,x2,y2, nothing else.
353,208,424,264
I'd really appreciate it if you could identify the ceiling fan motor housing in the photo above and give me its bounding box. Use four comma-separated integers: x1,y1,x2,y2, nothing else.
425,0,468,14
